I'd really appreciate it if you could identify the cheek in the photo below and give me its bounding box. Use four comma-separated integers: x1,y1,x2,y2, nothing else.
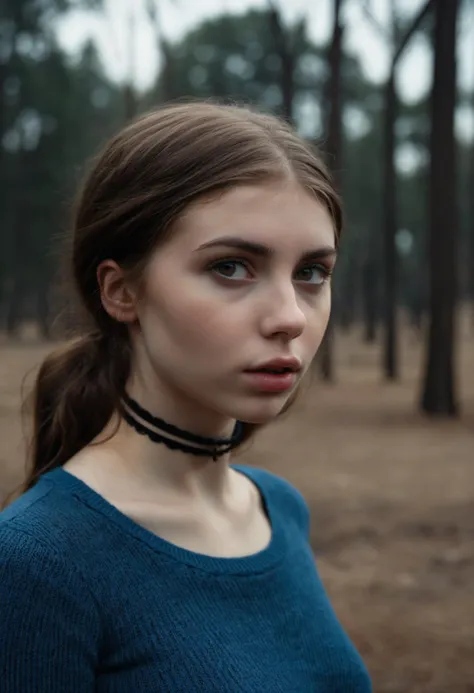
143,285,241,354
304,294,331,346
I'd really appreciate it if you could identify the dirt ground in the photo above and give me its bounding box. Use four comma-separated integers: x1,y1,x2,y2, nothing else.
1,317,473,693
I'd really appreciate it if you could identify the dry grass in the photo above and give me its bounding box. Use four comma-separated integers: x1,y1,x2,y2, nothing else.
1,316,473,692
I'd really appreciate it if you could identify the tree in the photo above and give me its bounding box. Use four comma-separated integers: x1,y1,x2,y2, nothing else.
362,0,434,379
145,0,175,104
154,9,325,123
267,1,295,123
0,0,66,333
0,0,122,336
468,60,474,327
4,2,459,346
0,0,108,334
340,85,385,340
103,0,140,119
319,0,344,381
420,0,460,415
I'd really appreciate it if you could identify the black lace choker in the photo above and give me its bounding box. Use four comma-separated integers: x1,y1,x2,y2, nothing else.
121,392,244,461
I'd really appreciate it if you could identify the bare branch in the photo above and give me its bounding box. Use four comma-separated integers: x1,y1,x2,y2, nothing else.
267,8,289,54
145,0,162,44
360,0,392,43
388,0,402,46
363,0,434,68
145,0,176,102
266,0,294,122
392,0,434,67
145,0,178,50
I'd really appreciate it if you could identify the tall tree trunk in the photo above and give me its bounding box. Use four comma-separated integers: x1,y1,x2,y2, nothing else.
469,110,474,328
362,0,434,376
467,40,474,329
268,4,294,123
363,260,378,343
338,265,358,331
123,83,138,121
0,59,7,182
159,39,173,103
37,279,51,340
421,0,459,416
0,59,7,324
4,139,26,337
5,275,25,337
123,3,138,120
124,84,138,121
379,0,434,379
319,0,343,381
382,70,398,377
146,0,174,104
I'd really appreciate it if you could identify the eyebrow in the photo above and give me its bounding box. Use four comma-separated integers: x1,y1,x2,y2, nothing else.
195,236,337,263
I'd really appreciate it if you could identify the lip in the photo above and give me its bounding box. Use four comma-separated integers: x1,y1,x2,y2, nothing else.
242,370,297,393
242,357,302,394
246,357,302,373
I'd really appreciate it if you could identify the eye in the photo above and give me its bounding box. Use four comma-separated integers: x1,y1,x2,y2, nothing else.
210,260,251,281
294,264,331,286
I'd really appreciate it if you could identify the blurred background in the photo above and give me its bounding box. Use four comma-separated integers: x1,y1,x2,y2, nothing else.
0,0,473,690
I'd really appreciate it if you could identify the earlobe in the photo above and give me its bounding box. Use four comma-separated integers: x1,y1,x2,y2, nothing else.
97,260,138,324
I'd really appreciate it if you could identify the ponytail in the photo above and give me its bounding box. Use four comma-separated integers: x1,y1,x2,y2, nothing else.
17,332,131,497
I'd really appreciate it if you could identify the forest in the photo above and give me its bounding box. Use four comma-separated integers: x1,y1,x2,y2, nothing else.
1,1,473,690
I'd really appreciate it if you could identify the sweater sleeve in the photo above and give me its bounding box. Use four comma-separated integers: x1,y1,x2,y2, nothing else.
0,524,100,692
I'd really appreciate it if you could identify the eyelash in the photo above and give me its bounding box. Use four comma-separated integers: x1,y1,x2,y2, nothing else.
208,258,333,286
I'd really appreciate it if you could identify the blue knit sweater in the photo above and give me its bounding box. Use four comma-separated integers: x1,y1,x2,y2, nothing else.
0,465,371,692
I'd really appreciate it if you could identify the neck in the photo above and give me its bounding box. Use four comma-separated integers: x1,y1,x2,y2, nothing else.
121,392,241,460
126,372,235,441
92,381,238,502
107,417,233,499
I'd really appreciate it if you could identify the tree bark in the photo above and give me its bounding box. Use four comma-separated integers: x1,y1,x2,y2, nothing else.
123,84,138,121
37,280,52,340
146,0,174,104
420,0,459,416
319,0,343,382
123,3,139,120
5,275,25,337
469,102,474,328
159,39,174,103
339,266,358,331
267,4,294,123
381,0,434,380
363,261,378,342
382,70,398,376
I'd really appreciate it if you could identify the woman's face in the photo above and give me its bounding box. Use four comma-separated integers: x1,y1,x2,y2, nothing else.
130,180,337,428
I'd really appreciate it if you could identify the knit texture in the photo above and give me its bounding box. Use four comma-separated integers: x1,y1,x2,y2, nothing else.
0,464,372,692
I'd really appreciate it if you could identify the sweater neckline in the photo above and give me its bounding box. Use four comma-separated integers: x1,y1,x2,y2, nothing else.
44,464,287,576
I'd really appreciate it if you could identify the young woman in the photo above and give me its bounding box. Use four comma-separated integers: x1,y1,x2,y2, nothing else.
0,102,372,692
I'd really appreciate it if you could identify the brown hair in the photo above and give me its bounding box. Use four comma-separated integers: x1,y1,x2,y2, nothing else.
13,101,342,499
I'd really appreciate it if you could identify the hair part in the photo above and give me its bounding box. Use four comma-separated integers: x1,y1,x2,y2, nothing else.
7,101,342,504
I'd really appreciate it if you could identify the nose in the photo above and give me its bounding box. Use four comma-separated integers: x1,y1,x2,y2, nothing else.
260,285,307,341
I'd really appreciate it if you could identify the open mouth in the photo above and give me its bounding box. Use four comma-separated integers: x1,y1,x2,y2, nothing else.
252,367,294,375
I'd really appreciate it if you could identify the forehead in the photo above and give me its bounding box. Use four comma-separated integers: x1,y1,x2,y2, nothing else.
171,181,336,254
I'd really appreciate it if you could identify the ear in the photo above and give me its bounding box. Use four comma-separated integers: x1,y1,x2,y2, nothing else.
97,260,138,324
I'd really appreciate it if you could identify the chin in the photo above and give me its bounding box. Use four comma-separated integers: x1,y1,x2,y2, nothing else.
230,395,292,425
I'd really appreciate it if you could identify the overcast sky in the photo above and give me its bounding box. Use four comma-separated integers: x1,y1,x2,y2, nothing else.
56,0,474,139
